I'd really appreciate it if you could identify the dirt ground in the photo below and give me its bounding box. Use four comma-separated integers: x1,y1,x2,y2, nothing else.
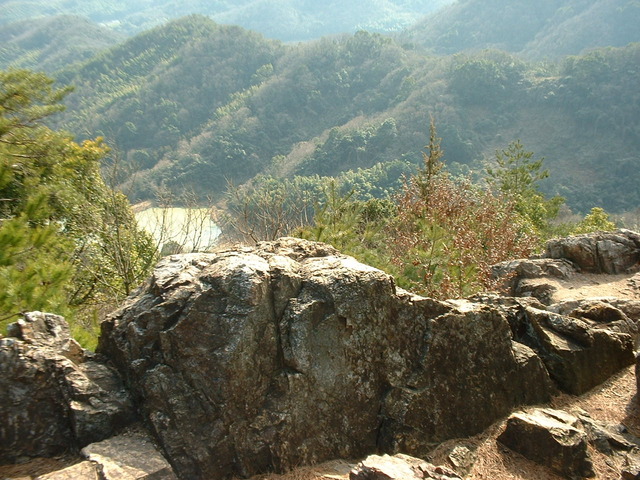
2,271,640,480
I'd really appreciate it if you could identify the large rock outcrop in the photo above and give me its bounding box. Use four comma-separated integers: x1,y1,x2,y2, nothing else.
544,229,640,274
0,312,134,462
98,238,553,479
472,295,636,394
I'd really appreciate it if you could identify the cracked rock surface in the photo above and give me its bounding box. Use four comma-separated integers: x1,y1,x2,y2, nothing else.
98,238,555,479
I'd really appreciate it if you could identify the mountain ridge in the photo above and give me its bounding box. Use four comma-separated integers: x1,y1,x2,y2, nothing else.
52,16,640,213
402,0,640,59
0,0,454,42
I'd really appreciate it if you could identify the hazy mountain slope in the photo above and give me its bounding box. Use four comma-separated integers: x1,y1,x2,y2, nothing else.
0,0,454,41
521,0,640,59
53,18,640,213
57,16,283,167
0,15,123,72
213,0,455,41
404,0,640,59
123,31,419,199
403,0,559,54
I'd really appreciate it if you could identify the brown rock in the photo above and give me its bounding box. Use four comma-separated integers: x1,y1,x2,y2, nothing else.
577,412,640,454
523,306,635,394
497,408,594,478
491,258,576,295
483,298,635,395
636,352,640,400
34,461,99,480
8,311,85,363
81,430,177,480
516,279,558,305
622,458,640,480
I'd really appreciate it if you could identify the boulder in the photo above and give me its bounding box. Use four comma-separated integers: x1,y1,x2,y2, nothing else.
544,230,640,274
637,352,640,399
475,297,635,395
81,429,177,480
549,298,640,345
349,454,461,480
623,460,640,480
516,278,559,305
7,311,85,363
576,411,640,454
445,445,476,477
99,238,553,479
0,313,135,462
491,258,576,295
514,305,634,394
497,408,594,478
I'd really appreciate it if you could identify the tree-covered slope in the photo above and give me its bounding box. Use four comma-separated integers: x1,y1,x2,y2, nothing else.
403,0,640,59
54,17,640,213
1,0,454,41
56,16,283,171
0,15,123,72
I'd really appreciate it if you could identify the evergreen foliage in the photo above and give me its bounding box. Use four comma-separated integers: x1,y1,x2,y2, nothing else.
0,69,156,344
571,207,617,235
47,17,639,214
485,140,564,237
23,11,633,215
290,123,541,299
385,127,538,298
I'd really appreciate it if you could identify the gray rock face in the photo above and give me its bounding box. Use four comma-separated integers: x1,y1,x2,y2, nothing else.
0,312,135,462
477,296,636,395
545,230,640,274
497,408,594,478
491,258,577,297
99,238,553,479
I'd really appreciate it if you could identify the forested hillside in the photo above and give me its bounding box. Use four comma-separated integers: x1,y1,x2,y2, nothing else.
2,1,640,342
0,0,453,41
0,15,123,72
402,0,640,59
56,15,283,182
53,15,640,213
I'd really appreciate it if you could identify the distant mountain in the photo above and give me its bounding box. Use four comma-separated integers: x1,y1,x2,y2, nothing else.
55,16,640,213
0,0,454,41
403,0,640,59
56,15,283,163
0,15,123,72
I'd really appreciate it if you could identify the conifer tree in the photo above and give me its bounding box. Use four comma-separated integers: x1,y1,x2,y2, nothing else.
486,140,564,236
0,69,156,339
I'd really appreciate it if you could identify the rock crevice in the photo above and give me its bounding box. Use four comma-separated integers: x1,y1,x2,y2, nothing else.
98,238,555,478
3,233,639,480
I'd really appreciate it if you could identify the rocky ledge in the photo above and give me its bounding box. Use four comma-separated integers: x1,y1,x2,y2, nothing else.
2,231,640,480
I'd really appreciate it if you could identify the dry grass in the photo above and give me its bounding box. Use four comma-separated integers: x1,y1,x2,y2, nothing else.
0,455,77,479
